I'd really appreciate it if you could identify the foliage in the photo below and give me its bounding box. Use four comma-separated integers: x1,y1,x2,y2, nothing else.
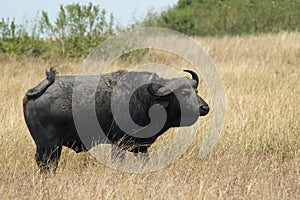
1,1,299,57
0,2,114,58
141,0,300,36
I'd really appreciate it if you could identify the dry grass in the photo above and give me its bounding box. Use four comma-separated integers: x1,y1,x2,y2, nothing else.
0,32,299,199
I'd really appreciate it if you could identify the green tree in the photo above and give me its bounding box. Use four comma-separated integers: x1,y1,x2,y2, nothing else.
142,0,300,36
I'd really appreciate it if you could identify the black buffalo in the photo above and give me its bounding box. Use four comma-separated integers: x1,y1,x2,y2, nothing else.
23,68,209,171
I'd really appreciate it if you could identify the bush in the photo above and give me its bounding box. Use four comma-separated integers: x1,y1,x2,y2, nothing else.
0,2,114,58
142,0,300,36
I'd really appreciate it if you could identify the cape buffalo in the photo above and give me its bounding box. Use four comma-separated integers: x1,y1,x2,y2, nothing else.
23,67,209,172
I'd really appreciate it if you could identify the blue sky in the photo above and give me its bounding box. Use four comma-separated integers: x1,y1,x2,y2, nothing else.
0,0,178,27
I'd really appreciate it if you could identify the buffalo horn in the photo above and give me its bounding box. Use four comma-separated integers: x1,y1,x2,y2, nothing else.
183,70,199,88
147,73,160,96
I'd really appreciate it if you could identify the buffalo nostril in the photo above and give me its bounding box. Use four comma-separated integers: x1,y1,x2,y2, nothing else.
199,105,210,116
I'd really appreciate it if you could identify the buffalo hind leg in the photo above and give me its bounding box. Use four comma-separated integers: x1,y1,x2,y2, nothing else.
35,142,62,173
24,111,63,173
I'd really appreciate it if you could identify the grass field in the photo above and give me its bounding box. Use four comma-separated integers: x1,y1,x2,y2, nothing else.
0,32,299,199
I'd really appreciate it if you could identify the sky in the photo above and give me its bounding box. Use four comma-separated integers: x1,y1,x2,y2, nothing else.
0,0,178,27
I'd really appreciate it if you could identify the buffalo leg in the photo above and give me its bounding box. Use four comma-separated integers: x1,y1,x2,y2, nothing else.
29,123,63,172
24,106,64,172
133,148,139,158
111,144,125,161
35,141,62,173
133,146,149,163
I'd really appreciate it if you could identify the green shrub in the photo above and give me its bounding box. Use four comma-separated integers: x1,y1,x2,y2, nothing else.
1,1,299,57
0,2,114,58
142,0,300,36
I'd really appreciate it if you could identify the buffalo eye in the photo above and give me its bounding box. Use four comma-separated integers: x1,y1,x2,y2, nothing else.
180,90,191,97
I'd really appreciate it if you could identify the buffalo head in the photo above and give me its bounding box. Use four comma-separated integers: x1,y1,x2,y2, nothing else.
147,70,209,126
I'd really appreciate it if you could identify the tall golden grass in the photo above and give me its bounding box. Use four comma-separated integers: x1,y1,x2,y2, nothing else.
0,32,299,199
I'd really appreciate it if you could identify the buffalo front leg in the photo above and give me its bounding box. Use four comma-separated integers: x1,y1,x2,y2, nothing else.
111,144,125,162
133,146,149,163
